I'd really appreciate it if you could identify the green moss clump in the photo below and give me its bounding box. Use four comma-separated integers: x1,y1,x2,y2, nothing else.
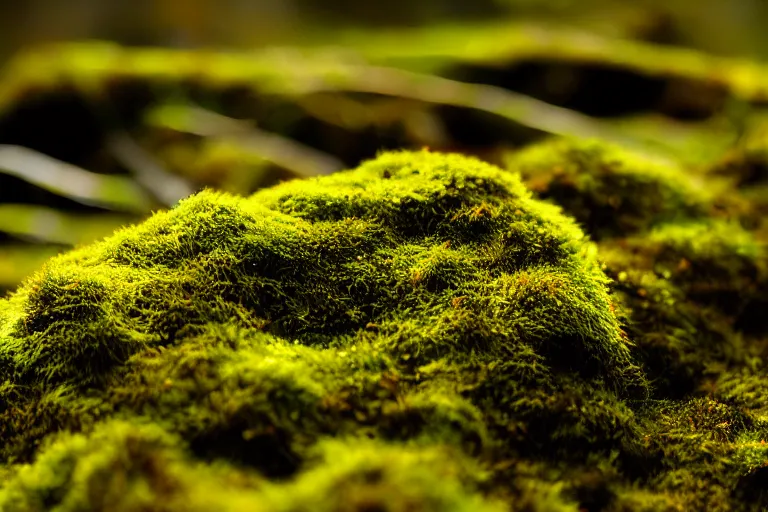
0,420,258,512
592,218,765,398
507,138,712,240
2,146,768,511
263,437,507,512
0,419,508,512
0,149,656,510
506,137,768,397
706,136,768,321
500,135,768,509
637,221,762,311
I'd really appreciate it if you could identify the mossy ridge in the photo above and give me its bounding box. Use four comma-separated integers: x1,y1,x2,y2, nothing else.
596,217,766,399
0,149,657,510
631,396,768,511
631,220,763,315
507,138,766,387
1,144,766,511
507,138,713,240
708,368,768,507
0,418,509,512
506,136,768,510
706,134,768,335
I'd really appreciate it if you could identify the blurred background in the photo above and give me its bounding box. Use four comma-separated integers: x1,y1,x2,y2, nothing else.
1,0,767,59
0,0,766,293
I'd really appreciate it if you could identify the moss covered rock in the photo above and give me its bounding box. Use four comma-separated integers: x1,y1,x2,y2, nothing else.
0,149,646,510
1,147,767,511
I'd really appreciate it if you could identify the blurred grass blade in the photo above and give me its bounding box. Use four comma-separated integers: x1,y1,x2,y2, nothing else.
340,21,768,102
320,64,644,149
0,204,139,246
604,114,739,166
147,104,345,177
0,145,155,213
4,42,765,160
107,132,196,207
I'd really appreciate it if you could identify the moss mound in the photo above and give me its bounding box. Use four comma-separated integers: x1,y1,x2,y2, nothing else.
510,138,713,239
508,138,768,400
1,147,767,511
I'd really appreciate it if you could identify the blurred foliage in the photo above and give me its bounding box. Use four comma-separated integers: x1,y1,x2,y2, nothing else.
0,0,766,291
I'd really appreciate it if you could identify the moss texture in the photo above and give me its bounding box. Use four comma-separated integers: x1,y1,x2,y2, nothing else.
0,146,767,511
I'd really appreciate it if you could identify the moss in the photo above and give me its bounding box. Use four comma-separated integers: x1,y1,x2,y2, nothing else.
1,420,502,512
0,420,254,512
643,221,762,307
0,149,656,510
707,134,768,258
629,397,768,510
602,219,764,319
499,135,768,509
507,138,712,240
599,219,766,394
506,137,768,404
262,437,507,512
1,146,768,511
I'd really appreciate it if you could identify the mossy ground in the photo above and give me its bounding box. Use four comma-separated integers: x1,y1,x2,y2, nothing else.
0,144,766,511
